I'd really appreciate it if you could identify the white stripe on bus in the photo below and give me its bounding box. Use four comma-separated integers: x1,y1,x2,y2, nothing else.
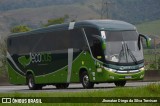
67,48,73,83
7,52,25,74
68,22,75,30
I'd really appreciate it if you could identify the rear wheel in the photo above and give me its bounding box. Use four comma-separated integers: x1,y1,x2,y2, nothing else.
55,83,69,89
114,81,126,87
27,74,42,90
81,71,94,89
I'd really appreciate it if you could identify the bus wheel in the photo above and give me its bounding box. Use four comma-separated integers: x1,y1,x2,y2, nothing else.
27,74,42,90
114,81,126,87
55,83,69,89
81,71,94,89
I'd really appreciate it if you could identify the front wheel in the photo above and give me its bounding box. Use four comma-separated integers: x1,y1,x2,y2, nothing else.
81,71,94,89
114,81,126,87
27,74,42,90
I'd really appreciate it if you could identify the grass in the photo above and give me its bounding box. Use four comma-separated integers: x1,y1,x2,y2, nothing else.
144,54,160,62
143,48,160,69
136,20,160,36
0,83,160,106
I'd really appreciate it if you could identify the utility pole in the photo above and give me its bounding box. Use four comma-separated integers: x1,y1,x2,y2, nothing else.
100,0,114,19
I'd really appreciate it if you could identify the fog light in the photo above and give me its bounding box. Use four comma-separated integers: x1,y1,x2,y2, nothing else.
97,68,102,72
109,76,114,79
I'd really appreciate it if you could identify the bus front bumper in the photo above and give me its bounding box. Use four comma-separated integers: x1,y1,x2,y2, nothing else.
92,67,145,82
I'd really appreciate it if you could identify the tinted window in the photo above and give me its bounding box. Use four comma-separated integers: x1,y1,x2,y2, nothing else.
106,31,138,41
84,28,100,47
84,28,104,59
8,28,86,54
35,29,86,51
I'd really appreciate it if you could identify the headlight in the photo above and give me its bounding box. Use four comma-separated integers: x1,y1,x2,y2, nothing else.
140,67,145,71
104,67,116,72
109,68,116,72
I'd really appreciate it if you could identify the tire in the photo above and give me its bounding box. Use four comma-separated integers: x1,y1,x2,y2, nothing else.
27,74,42,90
114,81,126,87
80,71,94,89
55,83,69,89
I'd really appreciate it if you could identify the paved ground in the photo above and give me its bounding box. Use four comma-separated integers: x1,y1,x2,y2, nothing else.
0,81,159,93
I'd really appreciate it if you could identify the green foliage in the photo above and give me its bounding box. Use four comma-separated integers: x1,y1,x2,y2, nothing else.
157,57,160,70
11,25,31,33
0,35,7,77
136,20,160,36
45,18,65,26
148,63,157,70
44,15,69,27
146,83,160,93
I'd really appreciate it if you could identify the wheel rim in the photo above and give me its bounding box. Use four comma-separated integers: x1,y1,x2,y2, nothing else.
29,77,34,88
83,75,89,86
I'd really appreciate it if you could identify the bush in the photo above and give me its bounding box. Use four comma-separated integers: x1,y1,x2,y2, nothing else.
11,25,31,33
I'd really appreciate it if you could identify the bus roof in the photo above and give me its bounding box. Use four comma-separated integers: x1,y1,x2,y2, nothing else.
76,20,136,30
9,20,136,37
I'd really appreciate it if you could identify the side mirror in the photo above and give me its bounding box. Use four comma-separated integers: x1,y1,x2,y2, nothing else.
92,35,106,50
139,34,151,48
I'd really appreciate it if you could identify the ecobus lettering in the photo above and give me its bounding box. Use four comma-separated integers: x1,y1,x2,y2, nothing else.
30,53,52,63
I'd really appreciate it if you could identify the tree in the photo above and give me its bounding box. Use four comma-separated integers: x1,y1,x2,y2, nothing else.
157,57,160,70
11,25,31,33
0,35,7,77
45,18,65,27
44,15,69,27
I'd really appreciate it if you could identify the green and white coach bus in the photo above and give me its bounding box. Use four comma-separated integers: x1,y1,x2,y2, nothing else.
7,20,151,89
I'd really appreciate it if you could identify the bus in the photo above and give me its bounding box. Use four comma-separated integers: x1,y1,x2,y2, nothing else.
7,20,151,90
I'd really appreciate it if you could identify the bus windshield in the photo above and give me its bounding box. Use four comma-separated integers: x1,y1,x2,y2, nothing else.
103,31,143,65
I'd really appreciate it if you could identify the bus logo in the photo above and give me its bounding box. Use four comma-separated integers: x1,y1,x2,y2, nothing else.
18,53,52,67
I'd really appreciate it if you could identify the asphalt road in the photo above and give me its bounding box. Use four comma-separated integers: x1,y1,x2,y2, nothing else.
0,81,159,93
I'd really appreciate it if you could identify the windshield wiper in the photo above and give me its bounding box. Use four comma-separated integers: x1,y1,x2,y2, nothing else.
125,43,138,65
118,42,128,63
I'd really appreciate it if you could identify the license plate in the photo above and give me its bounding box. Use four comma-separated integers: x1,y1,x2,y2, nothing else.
125,76,132,79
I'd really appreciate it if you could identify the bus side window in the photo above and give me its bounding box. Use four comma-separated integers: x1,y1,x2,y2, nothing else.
84,28,104,60
7,39,12,54
8,39,12,46
70,29,86,51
